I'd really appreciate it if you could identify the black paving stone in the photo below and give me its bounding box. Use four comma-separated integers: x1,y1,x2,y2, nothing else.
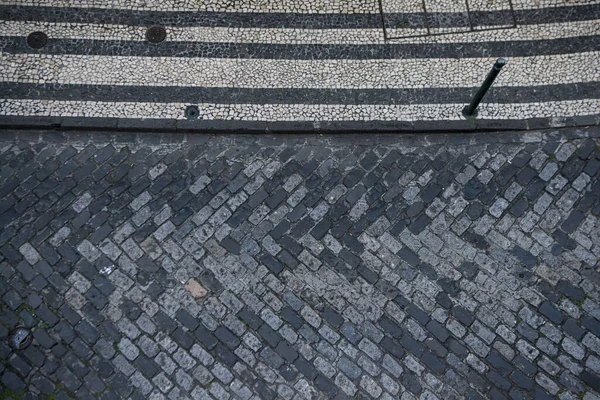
33,328,55,348
215,326,241,349
261,254,284,275
398,248,420,267
193,325,218,350
426,320,450,342
294,357,319,381
220,236,241,255
172,326,195,349
275,341,298,362
584,158,600,176
56,366,83,392
517,321,538,342
409,214,431,235
260,347,284,369
509,198,529,217
425,337,448,358
436,292,453,309
407,305,430,325
401,334,425,357
321,307,344,329
513,355,537,377
539,301,564,324
22,346,45,368
336,323,359,345
466,202,484,220
1,370,26,392
175,309,199,331
580,371,600,392
236,308,261,331
402,373,423,396
456,336,482,362
279,307,302,330
488,370,512,391
8,354,32,377
561,209,585,233
452,306,475,326
375,280,400,299
278,249,299,269
537,280,562,303
421,183,442,203
357,264,378,283
279,364,298,382
54,321,76,344
258,324,281,348
582,316,600,338
214,343,239,367
406,202,424,218
330,217,352,238
379,316,403,339
421,350,446,374
563,317,586,340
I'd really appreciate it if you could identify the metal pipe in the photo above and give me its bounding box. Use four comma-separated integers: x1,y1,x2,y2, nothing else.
462,58,506,117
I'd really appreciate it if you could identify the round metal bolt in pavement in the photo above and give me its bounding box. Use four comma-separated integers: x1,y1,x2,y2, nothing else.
27,31,48,49
185,105,200,119
8,327,33,350
146,26,167,43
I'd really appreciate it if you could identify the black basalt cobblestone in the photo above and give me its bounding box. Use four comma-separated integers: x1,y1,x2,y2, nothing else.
0,129,599,399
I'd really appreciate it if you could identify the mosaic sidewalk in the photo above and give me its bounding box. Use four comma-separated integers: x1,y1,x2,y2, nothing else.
0,128,600,399
0,0,599,131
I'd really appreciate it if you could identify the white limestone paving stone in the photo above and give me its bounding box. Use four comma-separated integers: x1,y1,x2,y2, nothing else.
1,98,598,121
1,53,597,88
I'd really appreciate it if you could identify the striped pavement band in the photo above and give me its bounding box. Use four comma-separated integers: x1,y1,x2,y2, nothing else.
2,82,598,105
1,36,598,59
0,0,598,128
1,99,598,121
2,0,599,12
1,53,597,89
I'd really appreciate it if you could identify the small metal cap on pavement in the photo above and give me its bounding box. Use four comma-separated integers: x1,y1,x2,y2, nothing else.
27,31,48,49
8,327,33,350
146,26,167,43
185,105,200,119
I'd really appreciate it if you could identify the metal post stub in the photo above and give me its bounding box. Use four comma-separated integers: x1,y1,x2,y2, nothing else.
462,58,507,118
8,327,33,350
146,26,167,44
185,105,200,119
27,31,48,49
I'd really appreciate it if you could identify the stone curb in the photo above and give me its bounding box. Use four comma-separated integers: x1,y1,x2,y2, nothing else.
0,115,598,134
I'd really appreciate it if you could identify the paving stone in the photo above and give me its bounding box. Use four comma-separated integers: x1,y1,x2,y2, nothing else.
3,133,600,399
539,301,565,324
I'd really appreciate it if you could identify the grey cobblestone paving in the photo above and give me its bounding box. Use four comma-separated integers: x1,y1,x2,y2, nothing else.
0,128,600,399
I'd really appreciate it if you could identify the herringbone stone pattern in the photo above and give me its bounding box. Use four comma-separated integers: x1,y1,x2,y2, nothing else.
0,129,600,399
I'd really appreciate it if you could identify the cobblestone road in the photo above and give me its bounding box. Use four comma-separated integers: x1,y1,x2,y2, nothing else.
1,128,600,399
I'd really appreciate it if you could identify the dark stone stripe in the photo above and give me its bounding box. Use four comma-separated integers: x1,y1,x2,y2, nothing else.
2,82,598,105
0,36,597,59
0,4,598,29
1,114,597,133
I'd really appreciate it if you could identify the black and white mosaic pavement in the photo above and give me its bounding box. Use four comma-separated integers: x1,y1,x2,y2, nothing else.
0,128,600,399
0,0,599,131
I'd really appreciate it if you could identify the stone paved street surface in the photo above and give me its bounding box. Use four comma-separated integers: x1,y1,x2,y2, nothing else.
1,128,600,399
0,0,599,131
